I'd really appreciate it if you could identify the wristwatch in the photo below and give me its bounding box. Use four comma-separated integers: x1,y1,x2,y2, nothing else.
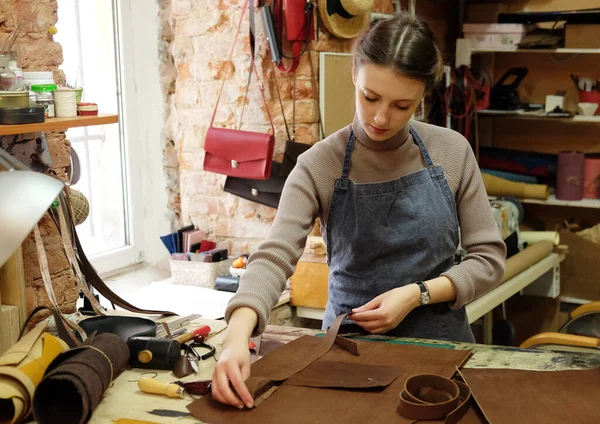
415,281,431,306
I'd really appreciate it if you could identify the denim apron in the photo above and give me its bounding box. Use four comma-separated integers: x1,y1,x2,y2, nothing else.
323,127,475,342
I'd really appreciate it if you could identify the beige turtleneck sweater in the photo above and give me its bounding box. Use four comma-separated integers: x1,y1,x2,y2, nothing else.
225,117,506,336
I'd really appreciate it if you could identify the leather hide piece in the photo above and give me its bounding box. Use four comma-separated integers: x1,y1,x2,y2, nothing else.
188,332,471,423
461,368,600,424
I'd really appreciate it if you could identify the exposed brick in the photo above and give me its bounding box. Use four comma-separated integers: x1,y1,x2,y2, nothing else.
0,0,80,319
160,0,455,256
271,99,318,125
171,0,191,16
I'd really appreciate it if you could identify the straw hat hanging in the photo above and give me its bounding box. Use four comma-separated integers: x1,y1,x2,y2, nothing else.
318,0,374,39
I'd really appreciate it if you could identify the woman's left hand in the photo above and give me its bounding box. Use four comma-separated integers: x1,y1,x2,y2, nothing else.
349,284,421,334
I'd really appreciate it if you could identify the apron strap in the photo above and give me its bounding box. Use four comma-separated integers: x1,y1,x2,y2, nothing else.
409,126,434,168
340,130,356,180
341,126,434,182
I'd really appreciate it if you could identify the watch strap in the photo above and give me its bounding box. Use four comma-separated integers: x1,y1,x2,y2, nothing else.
415,281,427,294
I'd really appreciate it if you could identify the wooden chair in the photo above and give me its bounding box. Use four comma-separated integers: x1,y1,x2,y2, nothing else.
520,302,600,353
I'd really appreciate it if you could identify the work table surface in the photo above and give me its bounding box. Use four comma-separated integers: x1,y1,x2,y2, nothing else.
91,318,600,423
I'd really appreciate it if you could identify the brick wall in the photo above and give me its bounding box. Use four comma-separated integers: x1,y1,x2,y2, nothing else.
1,0,78,316
161,0,457,253
160,0,458,255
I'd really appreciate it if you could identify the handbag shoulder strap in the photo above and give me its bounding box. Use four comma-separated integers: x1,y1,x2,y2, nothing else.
210,0,274,133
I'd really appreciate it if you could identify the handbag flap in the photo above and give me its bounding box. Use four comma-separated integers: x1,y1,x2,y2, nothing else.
224,163,286,196
283,141,311,162
205,127,274,163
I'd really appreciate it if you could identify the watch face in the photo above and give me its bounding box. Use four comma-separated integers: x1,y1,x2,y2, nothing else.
421,293,431,305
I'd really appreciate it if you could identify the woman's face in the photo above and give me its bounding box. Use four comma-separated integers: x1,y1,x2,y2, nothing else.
353,63,425,141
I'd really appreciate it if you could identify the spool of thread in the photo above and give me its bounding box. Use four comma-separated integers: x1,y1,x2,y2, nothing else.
75,87,83,103
556,151,585,201
583,156,600,199
53,88,77,117
68,188,90,225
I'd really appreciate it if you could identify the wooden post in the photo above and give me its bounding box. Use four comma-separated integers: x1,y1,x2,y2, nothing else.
0,247,27,327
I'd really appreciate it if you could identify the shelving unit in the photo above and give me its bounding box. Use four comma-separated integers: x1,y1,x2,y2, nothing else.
457,38,600,68
472,47,600,55
0,114,118,136
477,113,600,124
456,37,600,210
520,195,600,209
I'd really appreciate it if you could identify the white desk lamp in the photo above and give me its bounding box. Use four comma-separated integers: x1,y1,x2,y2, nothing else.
0,148,63,268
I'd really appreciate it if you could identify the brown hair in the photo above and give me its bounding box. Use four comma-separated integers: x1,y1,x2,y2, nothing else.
353,13,444,91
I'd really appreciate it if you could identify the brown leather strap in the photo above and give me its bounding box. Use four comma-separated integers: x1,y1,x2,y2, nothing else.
59,191,175,316
57,197,105,316
33,225,86,346
398,374,472,423
244,313,356,399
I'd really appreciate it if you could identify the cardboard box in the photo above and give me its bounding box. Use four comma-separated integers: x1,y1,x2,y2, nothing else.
289,253,329,309
565,25,600,49
559,230,600,302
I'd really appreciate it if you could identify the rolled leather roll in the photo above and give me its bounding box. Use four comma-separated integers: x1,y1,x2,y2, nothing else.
32,333,129,424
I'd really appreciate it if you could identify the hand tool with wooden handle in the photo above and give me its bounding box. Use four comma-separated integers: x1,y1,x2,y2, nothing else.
138,378,185,398
174,325,211,344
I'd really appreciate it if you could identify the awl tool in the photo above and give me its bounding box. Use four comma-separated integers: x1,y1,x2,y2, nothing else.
138,378,185,398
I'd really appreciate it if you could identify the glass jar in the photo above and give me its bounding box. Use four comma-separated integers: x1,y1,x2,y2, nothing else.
31,84,57,118
35,92,55,118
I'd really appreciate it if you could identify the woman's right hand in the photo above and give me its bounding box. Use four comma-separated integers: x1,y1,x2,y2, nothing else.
211,307,258,409
211,339,253,409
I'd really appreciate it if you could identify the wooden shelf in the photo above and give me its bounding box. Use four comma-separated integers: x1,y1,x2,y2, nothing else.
471,48,600,55
477,112,600,124
521,195,600,209
0,114,118,135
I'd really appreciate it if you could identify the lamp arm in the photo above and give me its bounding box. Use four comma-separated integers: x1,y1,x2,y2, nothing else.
0,145,30,171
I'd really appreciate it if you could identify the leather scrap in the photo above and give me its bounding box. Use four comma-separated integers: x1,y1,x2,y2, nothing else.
187,313,472,424
285,360,402,389
461,367,600,423
242,312,350,399
173,355,194,379
334,335,359,356
0,322,69,424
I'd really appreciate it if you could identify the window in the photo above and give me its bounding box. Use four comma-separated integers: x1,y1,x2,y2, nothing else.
55,0,139,274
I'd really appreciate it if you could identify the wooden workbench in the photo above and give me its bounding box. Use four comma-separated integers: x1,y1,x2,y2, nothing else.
88,317,600,423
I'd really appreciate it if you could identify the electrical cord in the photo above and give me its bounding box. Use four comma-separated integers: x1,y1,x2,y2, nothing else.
444,65,490,142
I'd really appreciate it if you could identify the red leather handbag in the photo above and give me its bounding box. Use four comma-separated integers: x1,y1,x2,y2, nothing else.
203,0,275,180
273,0,315,73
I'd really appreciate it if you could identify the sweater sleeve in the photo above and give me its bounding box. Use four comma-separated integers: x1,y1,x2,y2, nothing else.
224,153,321,336
441,141,506,309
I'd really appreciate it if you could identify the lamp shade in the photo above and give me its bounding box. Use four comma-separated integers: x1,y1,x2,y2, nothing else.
0,171,63,267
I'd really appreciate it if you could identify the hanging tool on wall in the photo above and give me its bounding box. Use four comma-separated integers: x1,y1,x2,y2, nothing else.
262,0,315,73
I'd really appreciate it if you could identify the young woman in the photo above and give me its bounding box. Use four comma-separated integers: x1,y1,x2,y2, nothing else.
212,13,506,409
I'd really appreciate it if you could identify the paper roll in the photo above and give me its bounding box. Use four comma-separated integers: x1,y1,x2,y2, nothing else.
502,241,554,283
520,231,560,246
482,173,549,200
